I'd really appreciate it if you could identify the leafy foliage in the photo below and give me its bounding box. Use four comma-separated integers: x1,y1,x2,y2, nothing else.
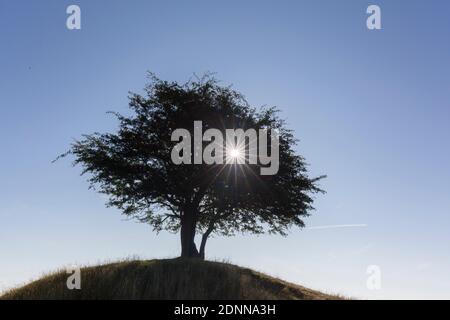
59,73,325,257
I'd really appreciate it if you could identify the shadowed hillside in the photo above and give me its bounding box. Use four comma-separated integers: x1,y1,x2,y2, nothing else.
1,259,341,300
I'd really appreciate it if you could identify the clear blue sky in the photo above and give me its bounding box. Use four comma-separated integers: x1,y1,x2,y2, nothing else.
1,0,449,299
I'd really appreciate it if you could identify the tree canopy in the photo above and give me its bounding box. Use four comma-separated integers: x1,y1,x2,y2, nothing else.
59,73,325,258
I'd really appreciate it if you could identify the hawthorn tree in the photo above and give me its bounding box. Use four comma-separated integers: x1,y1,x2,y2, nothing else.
59,74,325,259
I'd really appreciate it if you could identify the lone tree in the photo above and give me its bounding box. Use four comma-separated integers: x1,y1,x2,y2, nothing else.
59,74,325,259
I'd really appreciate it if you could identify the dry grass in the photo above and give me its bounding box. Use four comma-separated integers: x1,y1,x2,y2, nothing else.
1,258,342,300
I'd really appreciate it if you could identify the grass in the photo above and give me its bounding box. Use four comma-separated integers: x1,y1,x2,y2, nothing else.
1,258,342,300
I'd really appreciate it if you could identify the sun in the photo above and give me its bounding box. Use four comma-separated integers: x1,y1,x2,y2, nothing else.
226,145,245,164
229,148,240,159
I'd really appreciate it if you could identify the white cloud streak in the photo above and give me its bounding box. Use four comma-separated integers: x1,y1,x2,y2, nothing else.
306,224,368,230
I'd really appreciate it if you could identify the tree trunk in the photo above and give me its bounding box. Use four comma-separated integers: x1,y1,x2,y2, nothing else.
199,211,223,259
180,206,200,258
199,231,210,259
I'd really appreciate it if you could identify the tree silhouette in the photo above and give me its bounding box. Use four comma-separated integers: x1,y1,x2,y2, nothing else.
59,74,325,258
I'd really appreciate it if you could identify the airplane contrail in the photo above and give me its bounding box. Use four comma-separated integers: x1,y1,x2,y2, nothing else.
306,224,368,230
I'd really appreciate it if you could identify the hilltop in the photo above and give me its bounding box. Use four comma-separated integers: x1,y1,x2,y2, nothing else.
1,259,341,300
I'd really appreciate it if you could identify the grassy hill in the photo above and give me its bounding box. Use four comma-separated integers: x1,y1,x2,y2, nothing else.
1,259,341,300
